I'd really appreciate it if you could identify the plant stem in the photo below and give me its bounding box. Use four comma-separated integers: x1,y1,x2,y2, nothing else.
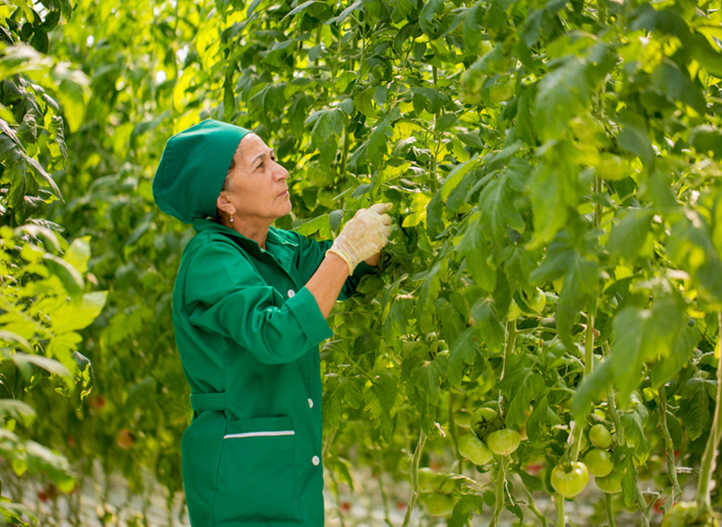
556,494,565,527
605,493,617,527
489,456,508,527
375,447,394,527
634,486,651,527
338,124,350,177
657,384,682,503
402,428,427,527
522,484,549,527
696,310,722,515
571,311,596,462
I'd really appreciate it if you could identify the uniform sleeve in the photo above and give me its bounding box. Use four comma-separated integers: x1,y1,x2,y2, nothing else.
291,232,378,301
184,241,333,365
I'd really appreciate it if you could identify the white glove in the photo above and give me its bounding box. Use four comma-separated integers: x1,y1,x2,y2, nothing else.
326,203,393,275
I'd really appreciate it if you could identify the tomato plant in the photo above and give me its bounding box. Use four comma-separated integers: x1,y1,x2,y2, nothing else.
0,0,721,525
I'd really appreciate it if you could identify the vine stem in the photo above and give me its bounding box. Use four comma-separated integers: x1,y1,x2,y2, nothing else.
555,494,565,527
489,455,508,527
605,493,617,527
696,310,722,516
401,429,427,527
498,319,517,415
571,311,596,462
602,343,649,527
522,484,549,527
657,384,682,504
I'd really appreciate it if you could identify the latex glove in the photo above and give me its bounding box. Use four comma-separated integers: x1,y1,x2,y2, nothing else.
326,203,393,275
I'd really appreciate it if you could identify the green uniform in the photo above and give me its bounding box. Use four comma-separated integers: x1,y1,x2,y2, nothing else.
173,218,374,527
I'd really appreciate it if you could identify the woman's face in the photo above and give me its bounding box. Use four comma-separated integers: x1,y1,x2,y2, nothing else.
217,133,291,225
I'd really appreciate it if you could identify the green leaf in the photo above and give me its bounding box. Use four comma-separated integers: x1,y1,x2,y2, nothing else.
525,142,579,249
364,369,399,444
462,4,484,54
63,236,91,274
556,252,598,353
449,494,484,527
455,216,496,292
650,325,700,388
425,191,444,238
447,328,477,388
49,291,107,332
470,297,504,352
419,0,444,38
498,354,545,429
618,125,654,165
311,109,344,166
440,154,478,202
0,399,35,426
681,378,711,441
534,56,590,140
689,125,722,159
650,59,706,115
478,158,528,244
43,253,84,299
608,209,653,262
367,117,393,168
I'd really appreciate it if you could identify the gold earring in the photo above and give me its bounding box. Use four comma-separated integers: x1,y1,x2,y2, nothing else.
229,214,234,224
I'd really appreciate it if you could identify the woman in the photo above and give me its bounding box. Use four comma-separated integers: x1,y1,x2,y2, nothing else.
152,119,392,527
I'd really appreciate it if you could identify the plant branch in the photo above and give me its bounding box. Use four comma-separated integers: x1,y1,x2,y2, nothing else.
401,428,427,527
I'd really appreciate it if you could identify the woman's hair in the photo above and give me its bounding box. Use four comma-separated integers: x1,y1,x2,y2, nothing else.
214,155,236,223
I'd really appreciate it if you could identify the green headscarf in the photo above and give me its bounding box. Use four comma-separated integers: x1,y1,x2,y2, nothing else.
153,119,251,224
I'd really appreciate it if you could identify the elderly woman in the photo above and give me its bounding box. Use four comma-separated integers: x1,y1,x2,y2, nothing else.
152,119,392,527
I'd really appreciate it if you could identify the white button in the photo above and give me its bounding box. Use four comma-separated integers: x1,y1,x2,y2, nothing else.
312,456,320,466
288,289,295,298
308,398,314,408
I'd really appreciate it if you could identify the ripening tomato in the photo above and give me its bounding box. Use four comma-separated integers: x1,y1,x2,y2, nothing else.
589,424,613,449
458,434,493,466
583,448,614,477
421,492,455,516
486,429,521,456
550,462,589,498
116,428,135,450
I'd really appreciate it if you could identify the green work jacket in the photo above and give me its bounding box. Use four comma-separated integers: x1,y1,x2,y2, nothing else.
173,218,374,527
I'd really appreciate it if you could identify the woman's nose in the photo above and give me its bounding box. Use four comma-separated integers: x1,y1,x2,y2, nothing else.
273,161,289,181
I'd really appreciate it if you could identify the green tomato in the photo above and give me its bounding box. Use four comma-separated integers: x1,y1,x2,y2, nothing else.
454,410,472,428
458,434,494,466
421,492,455,517
459,69,485,105
486,429,520,456
595,473,622,494
478,40,493,56
507,299,521,321
589,424,613,449
550,462,589,498
418,467,437,493
661,501,702,527
583,449,614,477
526,287,546,314
486,75,515,104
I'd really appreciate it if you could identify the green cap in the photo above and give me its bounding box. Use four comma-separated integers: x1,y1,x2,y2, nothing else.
153,119,251,224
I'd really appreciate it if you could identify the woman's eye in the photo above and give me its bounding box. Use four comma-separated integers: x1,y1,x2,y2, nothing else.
256,163,264,171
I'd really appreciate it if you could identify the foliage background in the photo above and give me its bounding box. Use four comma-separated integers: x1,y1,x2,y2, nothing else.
0,0,721,525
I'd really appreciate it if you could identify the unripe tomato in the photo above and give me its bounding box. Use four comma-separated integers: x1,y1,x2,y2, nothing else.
418,467,437,493
486,429,520,456
454,410,472,428
478,41,493,56
595,473,622,494
661,501,700,527
526,288,546,314
486,75,515,104
550,462,589,498
472,406,497,426
421,492,455,516
437,474,457,494
507,299,522,321
589,424,613,449
583,449,614,477
460,69,485,105
458,434,493,466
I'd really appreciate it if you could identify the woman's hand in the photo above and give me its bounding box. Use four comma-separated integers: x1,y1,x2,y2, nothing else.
326,203,393,275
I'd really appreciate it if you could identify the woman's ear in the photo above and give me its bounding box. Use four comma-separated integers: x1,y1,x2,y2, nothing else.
216,192,235,216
